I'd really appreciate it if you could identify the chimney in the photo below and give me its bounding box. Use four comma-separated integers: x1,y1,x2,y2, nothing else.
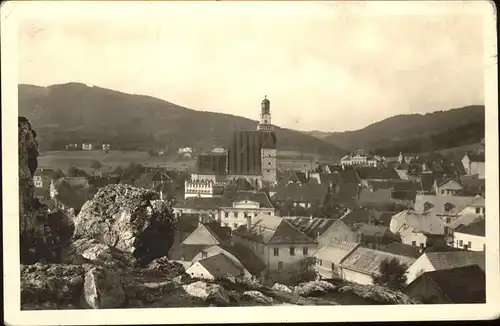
198,214,203,226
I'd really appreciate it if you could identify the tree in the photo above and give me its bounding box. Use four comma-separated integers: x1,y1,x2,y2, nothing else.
114,165,124,175
372,258,408,290
294,256,317,284
90,160,102,170
53,169,65,179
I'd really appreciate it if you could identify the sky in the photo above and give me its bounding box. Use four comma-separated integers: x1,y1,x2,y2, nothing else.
16,1,488,132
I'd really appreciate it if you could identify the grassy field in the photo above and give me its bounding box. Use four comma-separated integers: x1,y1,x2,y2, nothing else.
38,150,196,174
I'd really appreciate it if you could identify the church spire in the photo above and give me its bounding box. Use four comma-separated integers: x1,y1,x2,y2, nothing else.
258,95,272,131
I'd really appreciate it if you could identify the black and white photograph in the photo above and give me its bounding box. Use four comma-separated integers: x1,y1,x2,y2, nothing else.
2,0,499,324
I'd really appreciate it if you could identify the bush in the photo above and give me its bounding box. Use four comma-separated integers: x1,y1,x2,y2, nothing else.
89,160,102,170
372,258,408,290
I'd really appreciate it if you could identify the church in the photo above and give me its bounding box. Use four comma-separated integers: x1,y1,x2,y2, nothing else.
189,96,278,190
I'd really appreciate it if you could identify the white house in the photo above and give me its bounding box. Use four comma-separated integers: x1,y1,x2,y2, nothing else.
219,191,275,230
82,143,93,151
390,210,446,248
186,253,244,280
434,179,463,196
405,251,485,284
461,153,485,179
452,219,485,251
339,246,417,285
102,144,111,151
340,150,383,168
314,240,360,279
184,179,224,199
178,147,193,154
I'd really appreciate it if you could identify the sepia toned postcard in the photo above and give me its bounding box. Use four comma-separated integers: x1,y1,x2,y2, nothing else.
2,0,499,324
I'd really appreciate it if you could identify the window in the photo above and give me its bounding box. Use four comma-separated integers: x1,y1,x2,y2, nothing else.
278,261,283,271
446,217,451,224
290,247,295,256
273,248,279,256
303,247,308,256
441,190,445,194
267,170,270,173
459,240,463,247
331,263,335,271
319,259,323,266
411,241,417,246
224,223,229,227
268,162,271,165
233,223,238,229
225,212,229,218
476,207,481,214
468,241,472,249
201,251,208,259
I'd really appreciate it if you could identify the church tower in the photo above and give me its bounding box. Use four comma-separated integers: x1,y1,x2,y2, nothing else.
257,95,273,132
257,95,277,185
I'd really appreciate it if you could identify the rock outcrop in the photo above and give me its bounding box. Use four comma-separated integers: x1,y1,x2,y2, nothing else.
19,117,73,264
73,184,177,266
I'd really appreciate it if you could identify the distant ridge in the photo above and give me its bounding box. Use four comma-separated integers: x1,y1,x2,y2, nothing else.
18,83,346,159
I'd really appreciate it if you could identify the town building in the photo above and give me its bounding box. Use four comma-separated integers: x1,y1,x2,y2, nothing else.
461,152,485,179
82,143,93,150
232,213,317,283
433,178,463,196
186,253,244,280
184,179,225,199
403,265,486,304
314,240,360,279
405,250,485,284
271,183,330,210
340,149,384,168
65,143,79,151
33,168,58,188
452,219,485,251
389,210,446,248
102,144,111,151
190,243,267,280
338,246,417,285
219,191,275,230
180,220,232,260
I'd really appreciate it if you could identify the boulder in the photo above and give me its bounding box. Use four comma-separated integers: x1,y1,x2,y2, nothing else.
346,283,418,304
19,117,73,264
147,256,186,278
182,281,212,300
73,184,177,266
62,238,137,268
272,282,293,294
21,263,86,309
242,290,274,305
122,280,179,305
84,266,125,309
206,284,231,306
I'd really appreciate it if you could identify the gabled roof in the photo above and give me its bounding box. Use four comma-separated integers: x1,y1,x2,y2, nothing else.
217,243,266,276
204,222,232,243
341,247,417,276
329,183,359,207
368,180,420,191
390,210,445,235
370,211,399,226
318,173,342,185
338,209,372,227
408,265,486,304
315,240,360,264
415,194,483,216
33,168,57,178
222,190,274,209
196,253,244,278
357,188,393,204
338,167,361,184
419,172,436,192
181,222,231,246
289,217,337,239
235,214,316,245
455,219,485,237
436,178,463,190
135,171,172,189
424,251,485,271
174,197,223,210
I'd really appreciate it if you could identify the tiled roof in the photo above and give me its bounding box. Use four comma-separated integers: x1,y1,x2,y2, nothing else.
341,247,417,276
218,243,266,276
176,214,201,234
412,265,486,303
465,153,485,162
223,178,255,192
436,178,462,189
338,210,372,226
174,197,223,210
368,180,420,191
390,210,444,235
370,211,399,226
222,191,274,209
34,168,57,178
197,253,244,278
315,240,360,264
272,183,329,204
236,214,316,245
329,183,359,207
425,251,485,271
289,217,337,239
357,188,392,204
378,242,464,258
338,168,361,184
455,219,485,237
415,194,483,216
204,222,232,243
318,173,342,185
355,167,400,180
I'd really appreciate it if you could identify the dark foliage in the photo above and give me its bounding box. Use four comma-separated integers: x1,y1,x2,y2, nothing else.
372,258,408,290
